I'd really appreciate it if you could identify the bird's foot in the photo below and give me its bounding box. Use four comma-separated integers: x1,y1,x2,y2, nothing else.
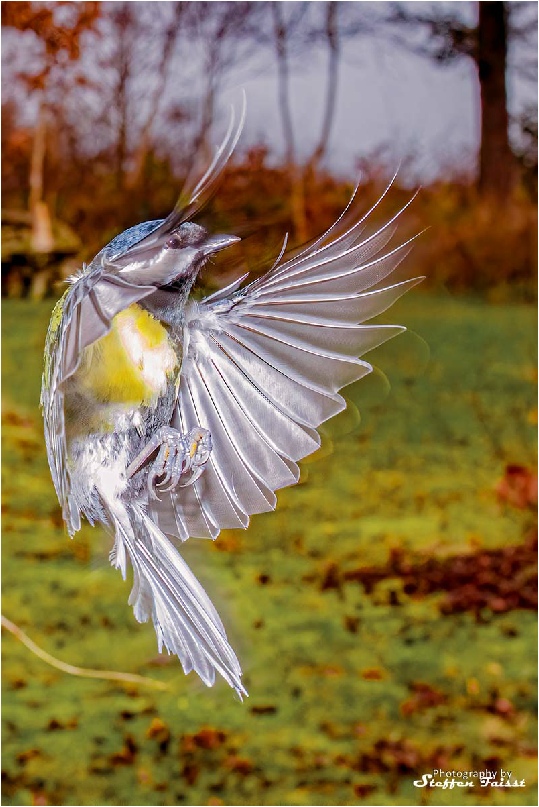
126,426,212,499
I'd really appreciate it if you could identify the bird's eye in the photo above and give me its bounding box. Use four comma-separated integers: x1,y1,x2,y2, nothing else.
166,235,183,249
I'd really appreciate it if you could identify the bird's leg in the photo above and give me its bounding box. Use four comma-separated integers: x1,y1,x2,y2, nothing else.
126,426,212,499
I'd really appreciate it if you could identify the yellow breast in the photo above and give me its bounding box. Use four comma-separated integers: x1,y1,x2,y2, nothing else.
79,304,179,406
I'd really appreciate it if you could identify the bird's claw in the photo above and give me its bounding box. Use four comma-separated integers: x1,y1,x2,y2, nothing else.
176,428,212,489
148,427,212,499
147,436,185,499
127,426,212,498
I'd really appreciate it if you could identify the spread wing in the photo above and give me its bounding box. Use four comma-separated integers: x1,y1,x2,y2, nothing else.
148,190,423,540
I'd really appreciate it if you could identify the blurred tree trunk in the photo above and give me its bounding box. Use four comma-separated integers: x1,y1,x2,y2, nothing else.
387,0,520,199
309,1,340,172
477,2,515,198
270,1,343,242
114,5,132,192
186,3,262,191
271,1,307,243
29,100,53,254
127,2,185,191
271,1,295,166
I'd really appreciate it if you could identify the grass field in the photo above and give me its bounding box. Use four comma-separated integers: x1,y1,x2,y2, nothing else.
1,292,537,806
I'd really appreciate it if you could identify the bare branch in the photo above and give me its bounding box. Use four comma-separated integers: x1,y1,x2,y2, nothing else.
386,2,477,63
127,2,185,189
2,614,169,691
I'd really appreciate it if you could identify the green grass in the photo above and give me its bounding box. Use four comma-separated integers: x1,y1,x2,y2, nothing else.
1,292,537,806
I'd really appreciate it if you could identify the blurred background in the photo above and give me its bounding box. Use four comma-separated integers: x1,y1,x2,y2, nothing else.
1,2,537,806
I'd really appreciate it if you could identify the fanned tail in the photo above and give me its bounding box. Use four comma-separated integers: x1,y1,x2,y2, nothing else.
109,502,246,699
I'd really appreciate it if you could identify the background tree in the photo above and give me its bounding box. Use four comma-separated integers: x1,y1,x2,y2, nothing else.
2,1,99,250
262,1,352,241
476,2,513,197
186,2,259,161
387,1,537,199
269,0,309,241
126,2,185,192
308,1,340,173
1,0,536,298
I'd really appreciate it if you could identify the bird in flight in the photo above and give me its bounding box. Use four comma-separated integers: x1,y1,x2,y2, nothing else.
41,102,421,699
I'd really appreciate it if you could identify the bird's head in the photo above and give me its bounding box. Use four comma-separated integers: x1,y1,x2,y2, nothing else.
107,220,240,287
166,222,240,268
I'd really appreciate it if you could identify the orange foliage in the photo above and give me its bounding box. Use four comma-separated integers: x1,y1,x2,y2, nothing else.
1,116,537,298
1,1,100,67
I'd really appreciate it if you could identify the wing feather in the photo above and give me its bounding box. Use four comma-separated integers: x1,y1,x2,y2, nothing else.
106,97,246,264
193,366,278,514
182,379,249,530
248,278,421,324
226,323,373,392
205,339,318,471
167,192,422,541
212,330,345,427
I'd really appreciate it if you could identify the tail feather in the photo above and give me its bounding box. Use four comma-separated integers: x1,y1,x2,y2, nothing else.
110,503,247,698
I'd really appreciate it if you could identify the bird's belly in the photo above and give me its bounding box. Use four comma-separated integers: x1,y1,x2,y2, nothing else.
77,304,179,407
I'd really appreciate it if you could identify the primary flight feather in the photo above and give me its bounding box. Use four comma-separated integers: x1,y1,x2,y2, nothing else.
41,104,421,698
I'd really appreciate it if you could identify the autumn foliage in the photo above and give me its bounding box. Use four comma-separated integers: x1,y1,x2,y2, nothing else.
2,2,537,300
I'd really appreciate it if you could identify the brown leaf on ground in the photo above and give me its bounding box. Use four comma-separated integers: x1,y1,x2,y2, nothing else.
361,667,385,681
16,748,43,765
496,465,538,509
250,705,277,715
400,682,447,716
146,717,171,753
224,755,254,775
182,762,199,786
353,783,377,798
310,531,537,618
181,727,227,753
109,734,138,766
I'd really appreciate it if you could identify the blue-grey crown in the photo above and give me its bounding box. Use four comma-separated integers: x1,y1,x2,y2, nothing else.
99,219,165,263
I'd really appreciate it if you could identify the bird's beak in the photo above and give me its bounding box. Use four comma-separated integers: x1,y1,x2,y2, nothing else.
201,234,241,256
